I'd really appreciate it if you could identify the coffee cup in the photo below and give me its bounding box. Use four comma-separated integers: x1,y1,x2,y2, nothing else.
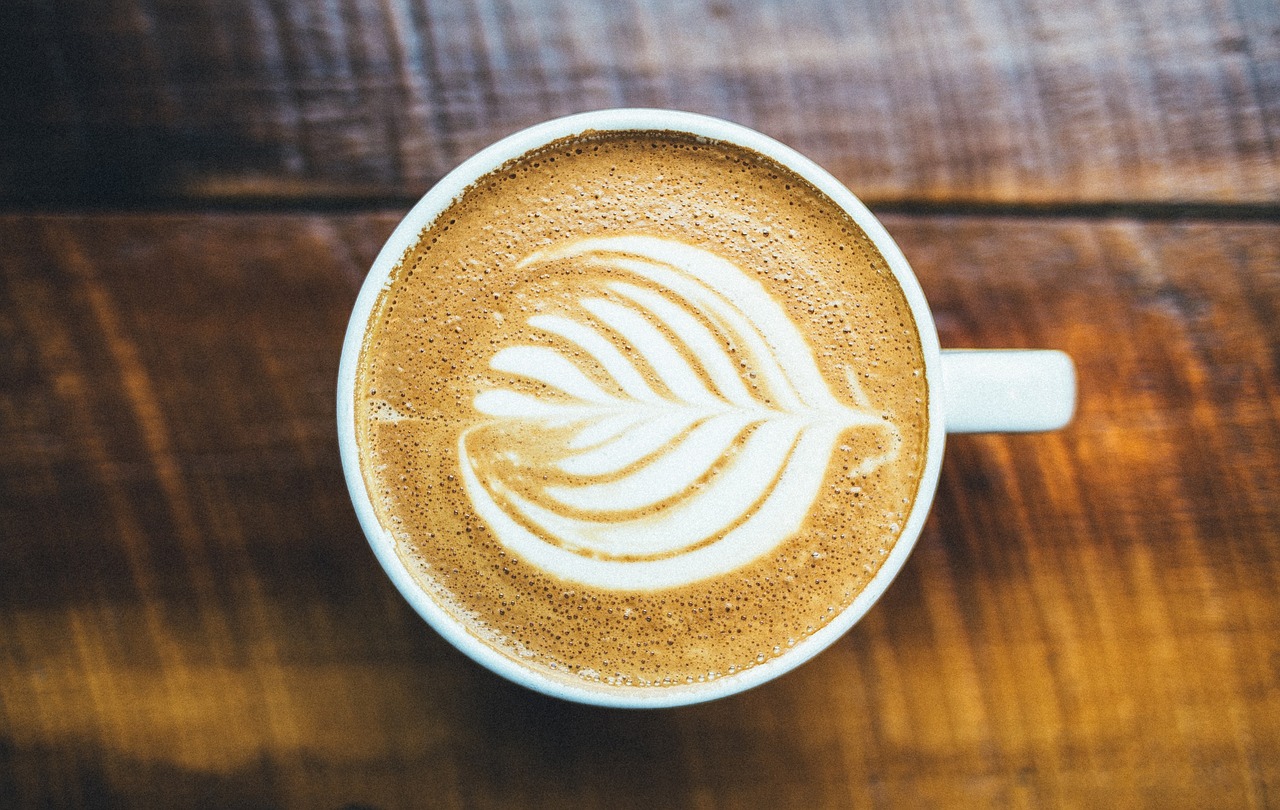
337,109,1075,707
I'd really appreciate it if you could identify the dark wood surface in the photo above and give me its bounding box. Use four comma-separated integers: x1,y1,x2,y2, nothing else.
3,0,1278,208
2,0,1278,807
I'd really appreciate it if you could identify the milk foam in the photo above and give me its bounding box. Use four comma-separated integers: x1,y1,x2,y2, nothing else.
460,236,901,590
356,130,930,687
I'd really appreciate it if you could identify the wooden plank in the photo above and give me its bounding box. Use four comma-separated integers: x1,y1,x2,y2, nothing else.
2,0,1277,207
0,211,1276,806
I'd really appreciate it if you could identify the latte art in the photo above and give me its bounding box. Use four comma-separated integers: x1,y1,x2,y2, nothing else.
354,130,929,688
461,236,900,589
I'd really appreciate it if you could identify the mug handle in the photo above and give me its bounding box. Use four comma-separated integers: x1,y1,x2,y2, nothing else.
940,349,1076,433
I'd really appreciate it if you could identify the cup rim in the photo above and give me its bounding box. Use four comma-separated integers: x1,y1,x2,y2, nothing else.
337,108,945,708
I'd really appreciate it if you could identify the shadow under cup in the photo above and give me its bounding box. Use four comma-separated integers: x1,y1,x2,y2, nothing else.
338,109,953,708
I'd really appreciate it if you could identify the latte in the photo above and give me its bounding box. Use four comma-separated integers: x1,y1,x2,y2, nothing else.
353,131,929,689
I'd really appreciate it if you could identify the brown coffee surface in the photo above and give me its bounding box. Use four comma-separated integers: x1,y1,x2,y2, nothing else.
354,131,929,690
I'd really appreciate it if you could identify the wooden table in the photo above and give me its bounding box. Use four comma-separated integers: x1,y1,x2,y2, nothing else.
2,1,1277,807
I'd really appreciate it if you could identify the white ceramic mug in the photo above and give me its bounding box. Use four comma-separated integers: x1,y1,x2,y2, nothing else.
337,109,1076,708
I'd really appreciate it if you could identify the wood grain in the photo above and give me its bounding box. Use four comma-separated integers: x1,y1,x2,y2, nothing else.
0,212,1275,807
3,0,1278,207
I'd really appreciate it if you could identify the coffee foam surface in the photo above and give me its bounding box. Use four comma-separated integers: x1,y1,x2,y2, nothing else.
356,132,928,688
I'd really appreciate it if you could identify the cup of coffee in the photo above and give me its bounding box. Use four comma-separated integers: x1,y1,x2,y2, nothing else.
337,109,1075,707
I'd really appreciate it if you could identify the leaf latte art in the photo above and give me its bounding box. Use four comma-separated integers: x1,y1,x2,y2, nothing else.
460,236,901,590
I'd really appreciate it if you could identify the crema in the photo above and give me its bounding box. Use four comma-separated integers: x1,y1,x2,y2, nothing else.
354,131,929,689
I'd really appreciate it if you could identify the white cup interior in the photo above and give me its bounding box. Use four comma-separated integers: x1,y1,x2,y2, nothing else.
337,109,946,707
